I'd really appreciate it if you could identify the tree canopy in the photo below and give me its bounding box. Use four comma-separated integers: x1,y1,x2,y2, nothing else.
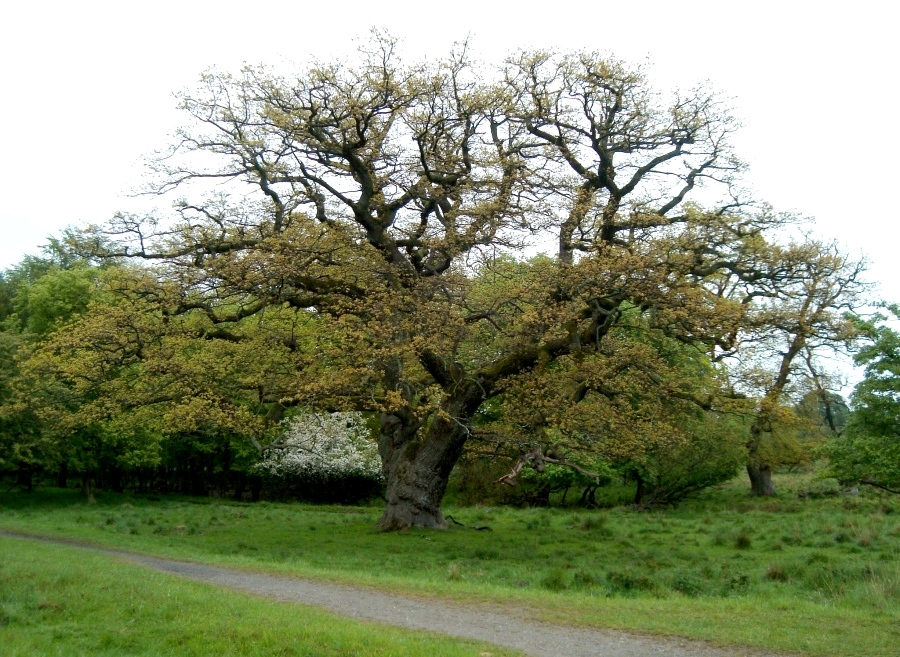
12,36,868,526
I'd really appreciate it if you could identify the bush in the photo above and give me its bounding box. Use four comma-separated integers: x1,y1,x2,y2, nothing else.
734,531,753,549
255,412,383,503
670,571,708,596
606,569,659,594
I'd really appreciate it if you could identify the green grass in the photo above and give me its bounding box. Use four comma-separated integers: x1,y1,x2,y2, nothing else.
1,473,898,657
0,535,520,657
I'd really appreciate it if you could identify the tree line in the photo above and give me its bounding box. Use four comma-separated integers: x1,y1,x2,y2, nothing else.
1,36,896,525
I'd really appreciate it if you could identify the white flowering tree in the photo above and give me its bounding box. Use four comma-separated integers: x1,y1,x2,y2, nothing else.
256,412,382,501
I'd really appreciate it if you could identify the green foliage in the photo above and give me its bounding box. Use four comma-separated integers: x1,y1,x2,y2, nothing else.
629,411,747,505
796,389,850,436
827,306,900,489
0,256,99,480
747,389,849,476
481,309,748,505
9,264,98,337
513,459,616,507
0,256,313,495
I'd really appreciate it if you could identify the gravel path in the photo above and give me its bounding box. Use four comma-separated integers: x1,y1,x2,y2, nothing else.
2,530,788,657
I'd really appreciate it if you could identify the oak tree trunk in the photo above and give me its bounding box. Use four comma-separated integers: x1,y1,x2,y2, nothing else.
376,406,469,531
746,422,777,497
747,463,776,497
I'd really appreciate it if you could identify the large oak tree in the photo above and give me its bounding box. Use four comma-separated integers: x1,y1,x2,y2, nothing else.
77,37,857,527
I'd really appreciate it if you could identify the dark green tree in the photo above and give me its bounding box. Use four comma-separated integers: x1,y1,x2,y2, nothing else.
0,251,99,490
827,306,900,492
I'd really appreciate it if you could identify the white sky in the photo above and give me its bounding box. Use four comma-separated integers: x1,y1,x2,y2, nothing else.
1,0,897,311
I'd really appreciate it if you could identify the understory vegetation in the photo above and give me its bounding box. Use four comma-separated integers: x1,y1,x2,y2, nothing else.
2,473,897,657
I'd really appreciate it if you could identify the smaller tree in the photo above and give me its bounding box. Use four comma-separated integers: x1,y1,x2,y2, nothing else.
827,306,900,493
725,241,866,496
626,411,747,506
256,412,383,503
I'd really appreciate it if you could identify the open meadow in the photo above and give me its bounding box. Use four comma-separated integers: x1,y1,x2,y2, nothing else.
1,474,898,657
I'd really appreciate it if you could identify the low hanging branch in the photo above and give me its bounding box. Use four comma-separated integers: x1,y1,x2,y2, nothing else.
497,446,604,486
860,479,900,495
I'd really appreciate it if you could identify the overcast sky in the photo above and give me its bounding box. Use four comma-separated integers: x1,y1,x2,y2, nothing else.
1,0,897,309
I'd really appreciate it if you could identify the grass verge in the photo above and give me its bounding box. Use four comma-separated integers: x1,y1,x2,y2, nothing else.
0,534,520,657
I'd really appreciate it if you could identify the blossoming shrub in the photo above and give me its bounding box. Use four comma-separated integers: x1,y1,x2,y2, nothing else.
256,412,383,503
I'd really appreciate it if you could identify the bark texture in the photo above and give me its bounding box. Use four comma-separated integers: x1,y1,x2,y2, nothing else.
747,463,776,497
376,401,471,530
746,418,778,497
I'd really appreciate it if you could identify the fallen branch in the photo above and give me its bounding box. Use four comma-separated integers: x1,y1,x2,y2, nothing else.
445,515,493,531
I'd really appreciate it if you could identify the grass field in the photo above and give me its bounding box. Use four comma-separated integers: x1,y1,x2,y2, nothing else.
0,535,521,657
1,473,898,657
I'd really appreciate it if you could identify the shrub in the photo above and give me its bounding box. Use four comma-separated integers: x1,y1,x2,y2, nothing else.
734,531,753,549
825,306,900,491
541,568,569,591
256,412,383,503
627,412,746,507
670,571,708,596
606,569,659,594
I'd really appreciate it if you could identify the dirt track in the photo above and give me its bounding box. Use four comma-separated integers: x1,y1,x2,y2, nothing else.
1,530,788,657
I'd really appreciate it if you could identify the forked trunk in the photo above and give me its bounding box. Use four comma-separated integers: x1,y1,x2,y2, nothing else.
747,463,776,497
376,407,469,531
